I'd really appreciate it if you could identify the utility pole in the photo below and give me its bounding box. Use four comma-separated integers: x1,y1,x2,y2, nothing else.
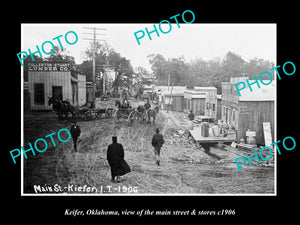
168,74,170,92
97,64,111,96
83,27,106,108
167,82,174,113
103,70,106,94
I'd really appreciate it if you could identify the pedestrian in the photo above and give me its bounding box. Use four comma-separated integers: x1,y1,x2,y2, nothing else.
70,121,81,152
144,99,151,123
187,110,195,130
151,128,165,166
107,136,131,183
144,99,151,110
157,90,163,109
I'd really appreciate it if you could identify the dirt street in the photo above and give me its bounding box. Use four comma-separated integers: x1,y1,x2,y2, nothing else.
23,98,274,194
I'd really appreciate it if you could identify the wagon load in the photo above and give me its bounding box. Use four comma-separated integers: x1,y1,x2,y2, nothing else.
76,106,114,120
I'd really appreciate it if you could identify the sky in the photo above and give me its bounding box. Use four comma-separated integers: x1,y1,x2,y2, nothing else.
21,23,276,71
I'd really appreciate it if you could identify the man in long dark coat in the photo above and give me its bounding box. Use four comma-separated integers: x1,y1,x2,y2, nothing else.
151,128,164,166
187,110,195,130
70,121,81,152
107,136,131,182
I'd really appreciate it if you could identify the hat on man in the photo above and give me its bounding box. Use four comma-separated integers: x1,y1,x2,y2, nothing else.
112,136,117,143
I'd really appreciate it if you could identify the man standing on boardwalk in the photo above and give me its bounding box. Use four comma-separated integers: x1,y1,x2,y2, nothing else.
151,128,165,166
107,136,131,182
187,110,195,130
70,121,81,152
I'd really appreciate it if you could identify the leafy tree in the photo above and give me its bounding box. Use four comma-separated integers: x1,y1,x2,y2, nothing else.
45,46,76,65
148,54,168,85
77,60,93,81
107,50,133,92
222,51,246,80
245,57,275,80
135,66,150,84
80,42,134,95
148,51,274,94
166,57,190,86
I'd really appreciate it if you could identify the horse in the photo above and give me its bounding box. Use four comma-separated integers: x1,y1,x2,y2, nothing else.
136,105,147,122
147,106,159,124
115,99,131,109
48,97,76,120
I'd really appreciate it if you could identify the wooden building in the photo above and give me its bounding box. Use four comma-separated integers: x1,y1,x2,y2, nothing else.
164,93,184,112
26,62,86,110
156,86,187,111
184,91,207,115
184,87,218,120
195,87,218,119
72,71,87,107
221,77,275,145
154,86,218,117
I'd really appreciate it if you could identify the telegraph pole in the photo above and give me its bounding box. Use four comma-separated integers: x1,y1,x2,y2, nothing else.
168,74,171,91
83,27,106,108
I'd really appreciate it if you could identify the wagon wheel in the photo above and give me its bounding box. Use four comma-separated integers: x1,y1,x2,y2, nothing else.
113,108,122,123
95,110,102,119
105,108,113,118
127,111,136,125
83,110,92,120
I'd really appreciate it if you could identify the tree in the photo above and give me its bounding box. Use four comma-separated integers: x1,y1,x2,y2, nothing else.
148,54,193,86
80,42,133,95
245,58,275,80
166,57,190,86
83,42,110,74
222,51,246,80
148,54,168,85
45,46,75,65
107,50,134,93
77,60,93,81
147,51,274,94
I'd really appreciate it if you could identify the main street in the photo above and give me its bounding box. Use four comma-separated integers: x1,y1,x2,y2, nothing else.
23,97,274,194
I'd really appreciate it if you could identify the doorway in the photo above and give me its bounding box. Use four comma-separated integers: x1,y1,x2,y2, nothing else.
52,86,63,100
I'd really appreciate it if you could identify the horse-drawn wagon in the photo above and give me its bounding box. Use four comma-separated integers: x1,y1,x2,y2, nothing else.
113,99,136,125
76,107,114,120
48,96,113,121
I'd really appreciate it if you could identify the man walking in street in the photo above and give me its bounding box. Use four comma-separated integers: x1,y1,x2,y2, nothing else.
151,128,164,166
107,136,131,183
70,121,81,152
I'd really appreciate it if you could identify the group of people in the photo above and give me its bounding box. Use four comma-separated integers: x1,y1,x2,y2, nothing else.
69,121,165,183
